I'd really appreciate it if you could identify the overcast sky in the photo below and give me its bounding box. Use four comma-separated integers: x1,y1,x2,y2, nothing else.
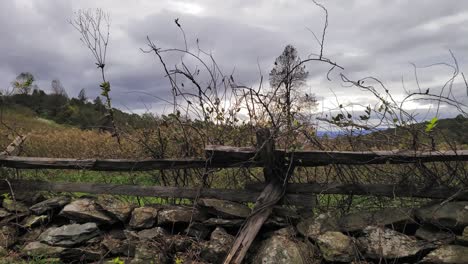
1,0,468,121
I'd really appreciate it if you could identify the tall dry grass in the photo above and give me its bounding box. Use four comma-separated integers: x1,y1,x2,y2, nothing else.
0,110,143,158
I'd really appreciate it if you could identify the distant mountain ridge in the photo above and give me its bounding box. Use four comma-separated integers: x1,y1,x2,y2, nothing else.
316,115,467,145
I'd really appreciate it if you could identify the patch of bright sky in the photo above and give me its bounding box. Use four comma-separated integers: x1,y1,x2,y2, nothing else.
14,0,34,10
417,11,468,31
168,1,205,16
342,49,368,58
71,0,205,23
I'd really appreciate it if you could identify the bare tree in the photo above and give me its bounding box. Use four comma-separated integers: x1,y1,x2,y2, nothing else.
70,9,120,144
51,79,68,97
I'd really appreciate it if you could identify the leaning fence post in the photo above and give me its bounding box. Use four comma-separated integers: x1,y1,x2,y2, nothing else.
223,128,294,264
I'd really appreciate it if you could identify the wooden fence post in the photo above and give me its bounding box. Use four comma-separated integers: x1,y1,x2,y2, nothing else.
223,128,295,264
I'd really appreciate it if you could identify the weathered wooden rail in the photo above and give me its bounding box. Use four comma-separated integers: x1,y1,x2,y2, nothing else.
0,148,466,170
246,182,468,200
206,145,468,166
1,134,467,264
0,180,313,205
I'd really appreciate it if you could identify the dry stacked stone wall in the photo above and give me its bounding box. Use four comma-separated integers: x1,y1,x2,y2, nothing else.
0,194,467,263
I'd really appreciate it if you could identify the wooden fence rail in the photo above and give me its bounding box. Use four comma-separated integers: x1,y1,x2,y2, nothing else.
0,180,314,206
0,148,466,171
206,145,468,166
246,182,468,200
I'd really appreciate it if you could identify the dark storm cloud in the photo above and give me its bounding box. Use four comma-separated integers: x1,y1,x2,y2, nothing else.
0,0,467,118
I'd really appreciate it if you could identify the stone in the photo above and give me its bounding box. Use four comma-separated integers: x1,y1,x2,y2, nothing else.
108,229,127,240
39,223,100,247
102,236,135,257
22,215,48,228
203,218,244,227
210,226,234,245
253,231,318,264
98,197,135,223
316,231,357,262
415,225,456,245
421,245,468,263
0,225,18,248
18,228,43,244
30,196,71,215
85,236,102,245
456,226,468,246
59,198,115,225
297,212,338,238
338,207,415,232
272,226,296,237
157,206,207,225
22,241,66,258
131,241,167,264
60,246,103,262
166,235,193,252
0,212,28,226
272,206,300,220
129,207,159,230
416,201,468,230
14,192,45,205
124,230,140,241
357,226,433,259
185,222,210,240
137,227,168,240
198,198,251,218
2,199,29,213
0,208,11,219
264,215,292,228
200,227,234,263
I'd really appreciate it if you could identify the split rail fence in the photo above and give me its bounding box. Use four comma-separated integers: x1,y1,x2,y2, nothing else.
0,131,467,263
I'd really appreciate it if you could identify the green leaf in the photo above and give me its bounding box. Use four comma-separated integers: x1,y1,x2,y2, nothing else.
100,81,111,97
425,117,438,132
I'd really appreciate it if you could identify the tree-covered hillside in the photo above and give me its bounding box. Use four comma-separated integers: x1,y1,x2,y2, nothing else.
1,89,148,130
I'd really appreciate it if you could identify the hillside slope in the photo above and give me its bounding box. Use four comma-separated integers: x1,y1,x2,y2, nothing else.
0,107,141,158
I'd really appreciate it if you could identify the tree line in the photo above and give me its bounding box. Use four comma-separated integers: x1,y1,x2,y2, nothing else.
2,72,147,130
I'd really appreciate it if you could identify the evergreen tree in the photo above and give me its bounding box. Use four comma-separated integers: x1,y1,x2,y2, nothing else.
269,45,310,128
93,96,106,113
78,88,87,103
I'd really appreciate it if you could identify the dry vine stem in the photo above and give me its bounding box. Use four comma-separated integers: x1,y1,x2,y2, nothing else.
139,1,468,262
70,9,121,145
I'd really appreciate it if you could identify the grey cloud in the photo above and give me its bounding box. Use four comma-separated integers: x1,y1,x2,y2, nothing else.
126,10,288,82
0,0,467,120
